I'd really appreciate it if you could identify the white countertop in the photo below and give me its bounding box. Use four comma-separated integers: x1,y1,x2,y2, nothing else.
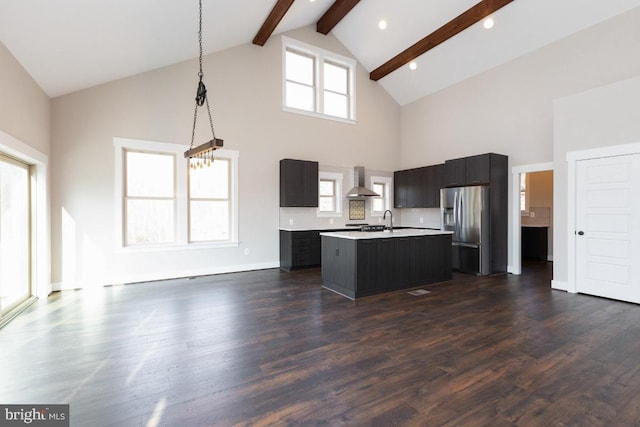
280,226,441,232
320,229,452,240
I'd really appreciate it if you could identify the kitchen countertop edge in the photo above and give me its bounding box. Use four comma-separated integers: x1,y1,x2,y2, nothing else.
319,229,453,240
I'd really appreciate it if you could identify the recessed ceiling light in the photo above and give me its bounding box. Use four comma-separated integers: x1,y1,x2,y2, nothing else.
409,62,417,71
378,19,387,30
483,17,494,29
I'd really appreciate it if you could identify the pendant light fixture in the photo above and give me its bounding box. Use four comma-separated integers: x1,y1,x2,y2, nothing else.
185,0,224,168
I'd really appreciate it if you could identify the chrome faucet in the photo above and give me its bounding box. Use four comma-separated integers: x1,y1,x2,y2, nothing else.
383,209,393,232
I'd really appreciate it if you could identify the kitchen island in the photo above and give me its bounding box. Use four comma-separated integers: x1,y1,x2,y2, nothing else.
320,229,453,299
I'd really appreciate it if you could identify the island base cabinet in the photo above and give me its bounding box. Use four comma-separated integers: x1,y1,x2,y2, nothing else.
321,234,452,299
321,237,357,299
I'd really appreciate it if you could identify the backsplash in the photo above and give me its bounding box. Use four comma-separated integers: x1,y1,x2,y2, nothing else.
398,208,441,229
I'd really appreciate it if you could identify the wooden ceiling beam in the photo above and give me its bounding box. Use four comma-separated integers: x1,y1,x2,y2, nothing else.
317,0,361,35
253,0,296,46
370,0,515,81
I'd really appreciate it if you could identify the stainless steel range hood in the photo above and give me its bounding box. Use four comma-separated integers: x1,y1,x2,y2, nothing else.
345,166,380,198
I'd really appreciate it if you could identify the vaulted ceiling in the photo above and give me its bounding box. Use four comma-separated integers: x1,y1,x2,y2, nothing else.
1,0,639,104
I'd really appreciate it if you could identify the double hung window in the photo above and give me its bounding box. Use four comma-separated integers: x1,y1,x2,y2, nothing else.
115,138,238,249
283,37,356,122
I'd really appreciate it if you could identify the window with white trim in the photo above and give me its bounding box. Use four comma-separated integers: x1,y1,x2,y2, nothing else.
189,158,231,242
370,176,392,215
283,36,356,122
318,171,343,217
114,138,239,250
124,150,176,245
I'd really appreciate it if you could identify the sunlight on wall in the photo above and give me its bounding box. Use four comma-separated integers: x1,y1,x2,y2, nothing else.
61,207,76,288
81,232,106,290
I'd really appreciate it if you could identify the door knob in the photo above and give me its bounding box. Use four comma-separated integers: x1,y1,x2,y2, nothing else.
577,231,584,236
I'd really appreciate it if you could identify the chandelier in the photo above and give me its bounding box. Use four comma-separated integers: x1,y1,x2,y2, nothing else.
185,0,223,169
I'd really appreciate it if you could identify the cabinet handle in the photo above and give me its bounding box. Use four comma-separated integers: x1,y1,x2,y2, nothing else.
335,248,339,256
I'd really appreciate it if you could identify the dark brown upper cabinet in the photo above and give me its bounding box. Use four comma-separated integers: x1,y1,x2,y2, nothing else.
444,153,505,187
280,159,318,207
394,164,443,208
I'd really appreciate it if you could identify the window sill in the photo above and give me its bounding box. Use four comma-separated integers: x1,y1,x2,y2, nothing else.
117,241,239,253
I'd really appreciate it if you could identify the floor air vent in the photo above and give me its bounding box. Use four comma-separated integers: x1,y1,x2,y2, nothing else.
407,289,430,296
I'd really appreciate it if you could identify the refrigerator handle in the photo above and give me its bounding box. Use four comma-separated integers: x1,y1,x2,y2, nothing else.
459,191,463,237
453,191,459,236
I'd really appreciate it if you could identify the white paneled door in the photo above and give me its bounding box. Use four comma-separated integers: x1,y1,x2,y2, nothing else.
576,154,640,303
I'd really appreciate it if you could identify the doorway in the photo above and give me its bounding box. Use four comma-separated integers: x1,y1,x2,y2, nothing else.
0,153,32,323
511,162,553,275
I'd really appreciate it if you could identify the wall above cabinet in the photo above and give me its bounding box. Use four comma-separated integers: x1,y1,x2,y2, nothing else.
280,159,319,207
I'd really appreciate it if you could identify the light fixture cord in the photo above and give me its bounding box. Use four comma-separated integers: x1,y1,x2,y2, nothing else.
190,0,217,151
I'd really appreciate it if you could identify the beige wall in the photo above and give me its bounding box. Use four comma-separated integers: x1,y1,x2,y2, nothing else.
0,41,50,155
400,6,640,274
553,75,640,288
50,26,401,287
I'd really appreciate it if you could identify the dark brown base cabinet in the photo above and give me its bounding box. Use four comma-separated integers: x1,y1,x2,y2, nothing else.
321,234,452,299
280,230,321,271
521,226,549,261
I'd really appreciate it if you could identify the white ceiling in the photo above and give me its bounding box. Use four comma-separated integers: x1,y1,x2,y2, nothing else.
1,0,639,104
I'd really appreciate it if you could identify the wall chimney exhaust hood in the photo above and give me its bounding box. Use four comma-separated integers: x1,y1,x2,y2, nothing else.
346,166,380,198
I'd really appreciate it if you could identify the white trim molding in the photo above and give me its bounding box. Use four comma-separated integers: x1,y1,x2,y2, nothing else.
510,162,553,276
565,142,640,294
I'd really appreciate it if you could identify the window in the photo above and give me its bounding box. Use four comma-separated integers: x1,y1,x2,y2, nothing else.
189,158,230,242
124,150,175,245
283,36,356,122
319,179,336,212
114,138,239,250
370,176,392,215
318,171,343,216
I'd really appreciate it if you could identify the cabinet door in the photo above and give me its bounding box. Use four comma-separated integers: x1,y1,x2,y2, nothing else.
465,154,491,185
393,170,408,208
356,239,392,296
280,159,318,207
423,164,444,208
443,158,465,187
302,161,319,206
407,168,422,208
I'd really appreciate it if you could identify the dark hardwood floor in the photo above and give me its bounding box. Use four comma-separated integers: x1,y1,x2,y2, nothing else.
2,262,640,426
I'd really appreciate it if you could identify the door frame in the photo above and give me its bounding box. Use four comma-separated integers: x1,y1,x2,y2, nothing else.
510,162,553,275
566,142,640,294
0,130,49,299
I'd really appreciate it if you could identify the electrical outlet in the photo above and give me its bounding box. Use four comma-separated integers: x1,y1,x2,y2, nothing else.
329,218,334,224
378,217,382,223
419,217,424,224
530,212,536,218
289,218,294,225
244,248,250,255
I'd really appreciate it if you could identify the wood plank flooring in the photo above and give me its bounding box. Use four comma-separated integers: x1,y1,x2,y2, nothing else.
2,262,640,426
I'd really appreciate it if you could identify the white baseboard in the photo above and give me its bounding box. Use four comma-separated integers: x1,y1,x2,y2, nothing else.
50,261,281,291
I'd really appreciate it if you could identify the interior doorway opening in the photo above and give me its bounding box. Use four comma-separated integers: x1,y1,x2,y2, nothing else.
511,162,553,275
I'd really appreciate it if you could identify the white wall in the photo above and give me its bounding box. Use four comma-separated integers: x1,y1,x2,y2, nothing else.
50,26,401,288
553,75,640,289
400,6,640,275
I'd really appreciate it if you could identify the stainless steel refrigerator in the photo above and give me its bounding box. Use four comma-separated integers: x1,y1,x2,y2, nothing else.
441,186,491,276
